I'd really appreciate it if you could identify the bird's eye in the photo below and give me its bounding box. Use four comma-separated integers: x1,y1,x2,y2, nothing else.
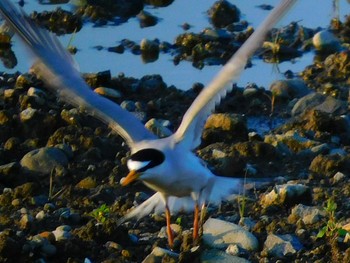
129,149,165,172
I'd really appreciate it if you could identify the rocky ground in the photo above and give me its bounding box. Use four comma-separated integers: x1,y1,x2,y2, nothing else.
1,0,350,262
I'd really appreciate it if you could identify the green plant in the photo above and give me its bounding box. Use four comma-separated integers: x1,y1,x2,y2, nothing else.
317,198,348,239
90,204,110,223
237,169,249,219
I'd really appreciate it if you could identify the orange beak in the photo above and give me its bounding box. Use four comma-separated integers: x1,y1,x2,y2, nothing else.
120,170,140,186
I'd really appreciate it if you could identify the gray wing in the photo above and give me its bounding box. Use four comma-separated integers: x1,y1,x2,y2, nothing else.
0,0,157,146
172,0,297,149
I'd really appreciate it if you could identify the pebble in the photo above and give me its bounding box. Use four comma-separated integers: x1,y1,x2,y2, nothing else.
142,246,179,263
202,113,248,144
225,244,240,256
332,171,346,183
208,0,240,28
0,162,20,182
264,131,319,154
19,107,37,122
263,234,303,258
76,176,97,189
52,225,72,241
145,118,173,138
313,30,342,53
94,87,121,99
35,210,46,221
137,10,158,28
20,147,69,175
120,100,136,111
291,92,324,116
203,218,259,251
61,108,82,125
291,93,347,116
201,249,250,263
270,79,310,100
139,75,166,90
309,154,347,177
19,213,34,229
288,204,325,225
260,183,311,208
27,87,46,105
158,223,181,239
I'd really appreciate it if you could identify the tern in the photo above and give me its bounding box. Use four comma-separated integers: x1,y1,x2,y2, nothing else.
0,0,296,247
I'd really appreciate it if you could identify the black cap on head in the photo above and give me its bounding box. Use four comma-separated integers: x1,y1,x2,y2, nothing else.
129,149,165,172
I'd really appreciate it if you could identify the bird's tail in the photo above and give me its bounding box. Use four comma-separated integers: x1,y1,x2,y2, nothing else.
117,176,249,225
116,192,196,226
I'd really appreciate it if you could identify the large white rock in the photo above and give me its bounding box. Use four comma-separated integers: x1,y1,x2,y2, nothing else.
203,218,258,251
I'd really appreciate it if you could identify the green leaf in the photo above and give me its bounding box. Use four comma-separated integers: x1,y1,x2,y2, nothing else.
338,228,348,237
317,226,327,238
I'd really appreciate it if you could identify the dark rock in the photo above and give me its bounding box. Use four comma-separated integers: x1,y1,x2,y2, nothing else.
144,0,174,7
137,10,158,28
263,234,303,258
202,113,248,145
0,231,21,259
309,154,350,178
208,0,240,28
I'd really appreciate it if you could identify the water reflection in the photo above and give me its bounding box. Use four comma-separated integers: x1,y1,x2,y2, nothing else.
0,0,349,90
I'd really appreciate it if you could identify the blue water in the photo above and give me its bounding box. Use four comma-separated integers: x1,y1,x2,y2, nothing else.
1,0,349,90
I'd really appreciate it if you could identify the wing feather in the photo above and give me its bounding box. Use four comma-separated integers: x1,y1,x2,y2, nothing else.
0,0,157,146
173,0,297,149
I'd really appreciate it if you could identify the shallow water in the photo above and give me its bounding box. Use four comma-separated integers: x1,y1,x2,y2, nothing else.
1,0,350,90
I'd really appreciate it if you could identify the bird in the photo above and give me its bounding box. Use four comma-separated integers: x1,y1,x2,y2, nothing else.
0,0,297,248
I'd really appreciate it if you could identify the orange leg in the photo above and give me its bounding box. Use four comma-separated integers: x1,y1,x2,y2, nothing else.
193,203,199,243
165,205,174,248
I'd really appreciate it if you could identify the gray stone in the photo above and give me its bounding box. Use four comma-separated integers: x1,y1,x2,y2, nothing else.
270,79,310,100
203,218,258,251
120,100,136,111
201,249,250,263
289,204,324,225
145,118,173,138
52,225,72,241
313,30,342,53
314,96,347,115
263,234,303,258
158,224,181,239
332,171,346,184
292,93,347,116
260,183,311,208
20,147,69,175
291,92,324,116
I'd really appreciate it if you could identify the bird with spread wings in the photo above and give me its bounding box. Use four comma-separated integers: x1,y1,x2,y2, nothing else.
0,0,297,248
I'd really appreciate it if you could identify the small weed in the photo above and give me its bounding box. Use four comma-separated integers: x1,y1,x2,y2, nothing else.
317,198,348,239
238,168,248,219
90,204,110,224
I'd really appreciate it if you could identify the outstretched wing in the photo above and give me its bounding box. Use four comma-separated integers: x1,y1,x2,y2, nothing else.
172,0,297,149
0,0,157,146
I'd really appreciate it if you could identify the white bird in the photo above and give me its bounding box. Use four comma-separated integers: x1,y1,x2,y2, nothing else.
0,0,297,248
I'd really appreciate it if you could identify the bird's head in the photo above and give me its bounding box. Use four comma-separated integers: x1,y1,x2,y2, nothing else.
120,148,165,186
